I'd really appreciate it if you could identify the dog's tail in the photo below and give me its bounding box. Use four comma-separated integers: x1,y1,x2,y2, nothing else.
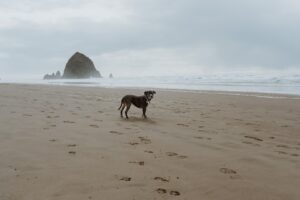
118,102,123,110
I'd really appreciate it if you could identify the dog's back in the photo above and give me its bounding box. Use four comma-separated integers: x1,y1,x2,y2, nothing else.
121,95,146,108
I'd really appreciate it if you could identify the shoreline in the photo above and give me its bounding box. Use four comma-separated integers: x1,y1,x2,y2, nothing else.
1,82,300,99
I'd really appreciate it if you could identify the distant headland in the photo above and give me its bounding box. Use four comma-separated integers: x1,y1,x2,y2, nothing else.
43,52,102,80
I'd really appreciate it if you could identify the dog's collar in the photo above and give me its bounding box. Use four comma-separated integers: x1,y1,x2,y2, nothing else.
144,96,151,103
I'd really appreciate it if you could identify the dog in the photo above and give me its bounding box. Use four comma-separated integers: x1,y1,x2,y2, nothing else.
118,90,156,119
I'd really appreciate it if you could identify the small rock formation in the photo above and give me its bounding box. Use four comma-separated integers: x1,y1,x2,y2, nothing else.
62,52,101,79
43,70,62,80
109,73,113,79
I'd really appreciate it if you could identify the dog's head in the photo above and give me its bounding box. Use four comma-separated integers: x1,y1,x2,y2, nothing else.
144,90,156,101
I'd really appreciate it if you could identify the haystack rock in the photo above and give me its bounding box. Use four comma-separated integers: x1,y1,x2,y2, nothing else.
62,52,101,79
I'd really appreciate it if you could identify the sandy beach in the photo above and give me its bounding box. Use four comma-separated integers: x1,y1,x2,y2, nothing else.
0,83,300,200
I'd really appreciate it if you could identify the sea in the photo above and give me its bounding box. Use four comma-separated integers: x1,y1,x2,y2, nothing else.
1,74,300,96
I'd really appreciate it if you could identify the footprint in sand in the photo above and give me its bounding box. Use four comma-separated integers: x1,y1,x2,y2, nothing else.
49,139,57,142
138,137,151,144
166,152,188,159
166,152,178,157
275,151,288,155
177,155,188,159
220,168,237,174
89,124,99,128
154,177,169,182
194,136,212,140
129,161,144,166
156,188,167,194
68,151,76,155
144,150,154,154
23,114,32,117
170,191,181,196
176,123,189,127
120,176,131,181
156,188,181,196
244,135,263,142
109,131,123,135
129,142,139,146
276,144,290,149
242,141,260,146
67,144,77,147
290,153,299,157
64,120,75,124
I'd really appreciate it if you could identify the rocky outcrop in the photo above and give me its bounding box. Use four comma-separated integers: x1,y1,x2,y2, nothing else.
62,52,101,79
43,71,61,80
109,73,113,78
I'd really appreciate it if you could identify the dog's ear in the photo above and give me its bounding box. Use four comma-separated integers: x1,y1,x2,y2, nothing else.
144,91,149,95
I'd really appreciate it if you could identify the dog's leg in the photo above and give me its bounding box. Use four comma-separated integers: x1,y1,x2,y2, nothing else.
120,104,125,118
125,104,131,119
142,107,147,118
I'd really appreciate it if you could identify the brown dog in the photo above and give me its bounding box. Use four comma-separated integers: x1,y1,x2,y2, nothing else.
118,90,156,119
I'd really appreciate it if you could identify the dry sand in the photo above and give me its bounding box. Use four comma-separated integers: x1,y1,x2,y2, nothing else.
0,84,300,200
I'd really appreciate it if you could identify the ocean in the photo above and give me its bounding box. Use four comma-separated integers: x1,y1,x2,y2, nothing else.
1,74,300,96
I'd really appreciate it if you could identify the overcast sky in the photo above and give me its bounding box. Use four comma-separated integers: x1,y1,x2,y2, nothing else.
0,0,300,78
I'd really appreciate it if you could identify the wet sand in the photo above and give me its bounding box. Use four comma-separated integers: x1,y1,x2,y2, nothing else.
0,84,300,200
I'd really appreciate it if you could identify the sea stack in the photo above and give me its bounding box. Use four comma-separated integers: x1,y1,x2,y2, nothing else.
43,71,62,80
62,52,101,79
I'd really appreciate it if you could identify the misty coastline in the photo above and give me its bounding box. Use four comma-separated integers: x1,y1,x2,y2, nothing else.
1,74,300,96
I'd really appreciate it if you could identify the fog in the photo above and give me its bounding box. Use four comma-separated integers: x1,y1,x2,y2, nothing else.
0,0,300,78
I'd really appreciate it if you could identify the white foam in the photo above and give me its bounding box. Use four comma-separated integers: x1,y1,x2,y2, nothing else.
1,74,300,97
